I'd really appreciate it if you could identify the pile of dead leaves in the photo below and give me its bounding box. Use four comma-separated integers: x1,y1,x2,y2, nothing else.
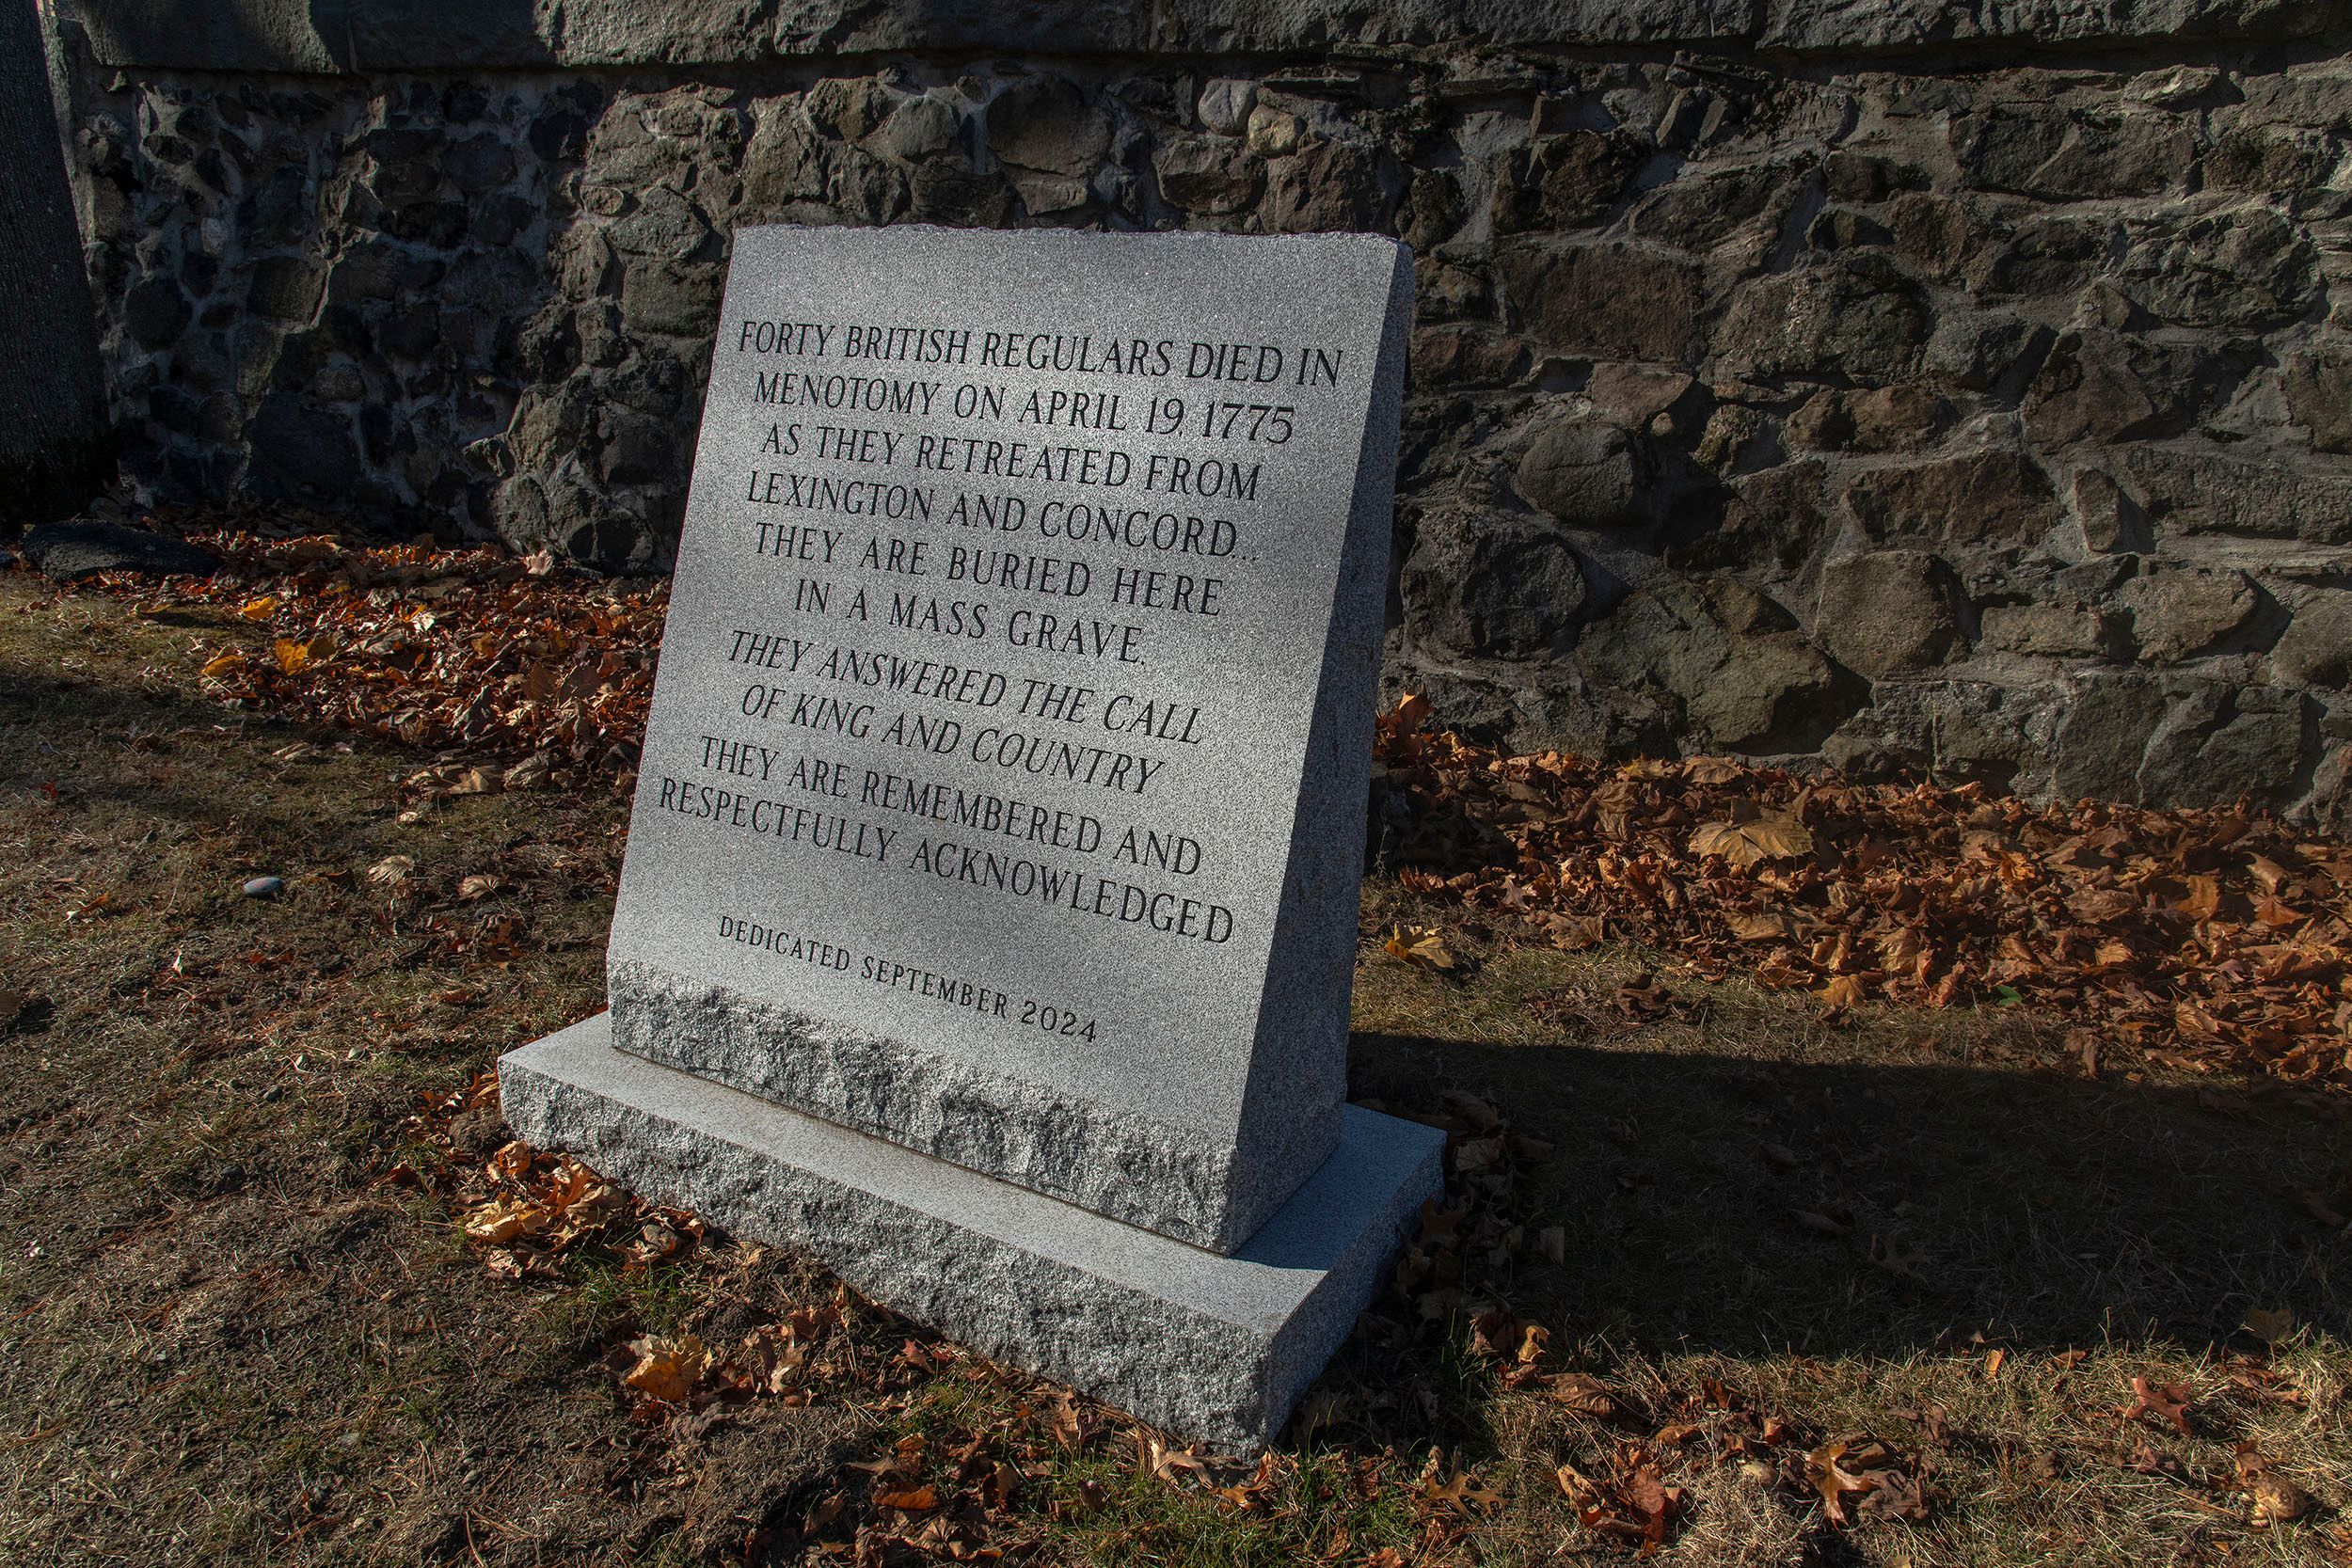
615,1291,871,1419
43,525,2352,1097
71,525,666,790
389,1069,701,1280
1374,694,2352,1100
789,1384,1341,1564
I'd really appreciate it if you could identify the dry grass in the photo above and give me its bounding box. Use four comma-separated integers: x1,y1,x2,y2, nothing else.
1345,897,2352,1567
0,575,2345,1566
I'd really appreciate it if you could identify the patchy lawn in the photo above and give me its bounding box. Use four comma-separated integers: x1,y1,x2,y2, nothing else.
1,571,2347,1566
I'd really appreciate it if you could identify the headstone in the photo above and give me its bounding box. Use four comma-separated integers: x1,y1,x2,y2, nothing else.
501,225,1439,1449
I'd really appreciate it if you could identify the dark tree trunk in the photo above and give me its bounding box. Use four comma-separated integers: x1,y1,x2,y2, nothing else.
0,0,108,525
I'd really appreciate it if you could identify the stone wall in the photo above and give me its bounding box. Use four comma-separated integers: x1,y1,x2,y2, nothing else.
45,0,2352,817
1,0,110,521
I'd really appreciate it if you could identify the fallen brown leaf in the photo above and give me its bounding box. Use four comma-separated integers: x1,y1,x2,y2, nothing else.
621,1333,707,1404
1383,924,1457,972
1691,812,1813,869
2122,1375,2194,1436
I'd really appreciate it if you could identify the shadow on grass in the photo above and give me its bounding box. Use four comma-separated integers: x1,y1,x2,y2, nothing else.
15,651,2339,1367
0,649,366,822
1353,1027,2352,1361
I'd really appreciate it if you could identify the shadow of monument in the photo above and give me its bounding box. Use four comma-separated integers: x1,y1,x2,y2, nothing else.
1352,1028,2350,1362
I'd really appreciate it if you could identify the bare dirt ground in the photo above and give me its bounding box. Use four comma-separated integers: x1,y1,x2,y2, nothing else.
1,573,2346,1566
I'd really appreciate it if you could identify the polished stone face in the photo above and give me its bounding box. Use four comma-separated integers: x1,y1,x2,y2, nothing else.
606,225,1412,1251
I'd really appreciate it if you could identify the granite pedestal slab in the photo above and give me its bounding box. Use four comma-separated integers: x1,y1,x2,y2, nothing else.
503,1013,1444,1450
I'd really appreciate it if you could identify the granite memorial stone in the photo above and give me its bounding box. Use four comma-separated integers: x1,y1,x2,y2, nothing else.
501,225,1439,1449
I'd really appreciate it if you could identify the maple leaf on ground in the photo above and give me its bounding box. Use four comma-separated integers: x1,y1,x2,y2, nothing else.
2252,893,2305,928
2243,1307,2296,1345
1560,1452,1681,1546
1857,1467,1930,1523
1467,1307,1517,1357
1049,1393,1085,1449
2302,1184,2350,1229
1816,974,1871,1008
273,634,329,673
1726,910,1802,942
622,1220,683,1265
731,1325,807,1396
1540,912,1606,949
1213,1452,1279,1512
1381,690,1430,734
1549,1374,1618,1418
2179,874,2224,920
985,1459,1021,1512
1613,973,1684,1022
1623,1463,1679,1546
460,1197,543,1244
621,1333,707,1404
1690,812,1813,869
1438,1088,1503,1129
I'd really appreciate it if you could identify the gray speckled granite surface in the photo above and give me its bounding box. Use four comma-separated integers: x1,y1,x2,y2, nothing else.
500,1013,1444,1451
605,226,1413,1250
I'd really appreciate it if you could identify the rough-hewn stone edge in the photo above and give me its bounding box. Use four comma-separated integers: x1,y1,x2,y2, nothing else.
68,0,2351,73
500,1012,1445,1450
608,959,1339,1254
1232,241,1408,1193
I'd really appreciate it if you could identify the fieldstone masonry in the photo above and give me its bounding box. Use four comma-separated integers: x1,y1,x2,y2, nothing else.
40,0,2352,818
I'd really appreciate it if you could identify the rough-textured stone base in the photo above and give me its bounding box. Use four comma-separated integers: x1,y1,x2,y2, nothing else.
500,1014,1445,1450
607,960,1333,1257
